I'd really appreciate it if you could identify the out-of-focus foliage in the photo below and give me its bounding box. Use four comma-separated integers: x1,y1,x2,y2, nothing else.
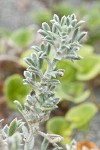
33,10,52,25
47,102,98,143
11,28,34,48
86,5,100,30
20,49,34,67
0,27,34,110
0,27,35,55
0,28,11,39
65,102,98,129
56,45,100,103
47,44,100,141
76,4,100,45
33,4,74,26
4,74,31,109
57,82,90,103
52,4,74,17
76,45,100,81
47,116,72,143
0,28,11,53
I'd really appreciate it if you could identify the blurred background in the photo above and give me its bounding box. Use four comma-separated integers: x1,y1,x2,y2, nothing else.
0,0,100,149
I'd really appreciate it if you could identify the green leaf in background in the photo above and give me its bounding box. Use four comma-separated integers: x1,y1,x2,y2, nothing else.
20,49,34,67
87,31,100,45
33,10,52,25
52,4,74,17
77,45,94,57
86,4,100,30
11,28,33,47
73,45,100,81
0,28,11,39
47,116,69,134
57,60,77,82
56,82,90,103
76,55,100,81
0,45,4,53
4,74,31,109
75,5,87,19
46,116,72,143
65,102,98,129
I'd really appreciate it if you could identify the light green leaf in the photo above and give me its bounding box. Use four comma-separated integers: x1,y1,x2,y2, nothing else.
47,116,69,134
76,55,100,81
57,60,77,82
0,28,11,39
11,28,33,47
4,74,31,109
77,45,94,57
52,4,74,17
65,102,98,129
33,10,52,25
86,5,100,30
20,49,33,67
73,90,90,103
47,116,72,143
56,82,90,103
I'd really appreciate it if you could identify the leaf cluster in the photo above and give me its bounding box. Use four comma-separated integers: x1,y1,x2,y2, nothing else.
0,14,88,150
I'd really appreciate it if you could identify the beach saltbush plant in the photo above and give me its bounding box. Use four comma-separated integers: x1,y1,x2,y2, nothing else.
0,14,87,150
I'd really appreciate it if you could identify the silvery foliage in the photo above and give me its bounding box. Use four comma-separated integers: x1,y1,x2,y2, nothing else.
0,119,23,150
0,14,86,150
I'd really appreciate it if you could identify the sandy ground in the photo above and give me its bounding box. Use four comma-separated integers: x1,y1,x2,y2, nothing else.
0,0,98,30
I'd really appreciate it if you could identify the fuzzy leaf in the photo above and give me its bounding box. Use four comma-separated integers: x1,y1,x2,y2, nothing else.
8,119,17,136
60,16,66,26
42,22,50,31
72,28,79,42
38,29,47,37
53,14,60,22
78,32,87,42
